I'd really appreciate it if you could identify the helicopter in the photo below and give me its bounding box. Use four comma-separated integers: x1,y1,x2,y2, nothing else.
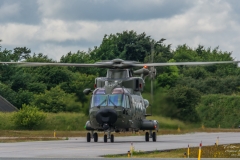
0,58,239,143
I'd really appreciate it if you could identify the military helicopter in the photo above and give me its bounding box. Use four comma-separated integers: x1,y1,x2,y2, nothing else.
0,59,239,143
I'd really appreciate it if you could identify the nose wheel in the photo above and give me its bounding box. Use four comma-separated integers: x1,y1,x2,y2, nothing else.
110,134,114,142
93,132,98,142
104,131,114,143
87,131,114,143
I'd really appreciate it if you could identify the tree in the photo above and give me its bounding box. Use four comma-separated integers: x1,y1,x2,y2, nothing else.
11,71,33,91
157,59,180,88
12,47,31,61
26,53,54,62
60,51,100,76
31,86,81,113
182,67,208,79
91,30,153,62
60,72,95,108
164,85,201,122
13,104,46,130
16,89,34,108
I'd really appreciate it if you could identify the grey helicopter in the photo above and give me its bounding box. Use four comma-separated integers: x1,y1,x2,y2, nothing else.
0,58,239,143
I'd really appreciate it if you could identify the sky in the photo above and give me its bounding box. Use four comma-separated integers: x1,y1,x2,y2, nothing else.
0,0,240,61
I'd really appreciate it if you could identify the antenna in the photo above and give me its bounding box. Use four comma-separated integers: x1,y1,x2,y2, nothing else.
150,43,154,116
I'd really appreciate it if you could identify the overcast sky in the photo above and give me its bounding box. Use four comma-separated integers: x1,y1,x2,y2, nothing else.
1,0,240,61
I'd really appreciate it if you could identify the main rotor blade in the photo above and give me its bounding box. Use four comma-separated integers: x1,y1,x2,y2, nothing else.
0,60,239,68
0,62,105,67
132,61,240,67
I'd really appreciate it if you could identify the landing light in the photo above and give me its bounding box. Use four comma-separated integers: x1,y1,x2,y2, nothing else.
143,65,148,69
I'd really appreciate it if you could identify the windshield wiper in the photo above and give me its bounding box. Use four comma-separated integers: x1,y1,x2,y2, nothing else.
108,98,118,108
97,98,107,108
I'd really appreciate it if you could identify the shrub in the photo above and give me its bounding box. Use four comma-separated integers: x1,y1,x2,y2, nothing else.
13,104,46,130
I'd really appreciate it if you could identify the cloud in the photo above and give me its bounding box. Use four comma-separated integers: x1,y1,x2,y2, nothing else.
0,23,39,46
37,0,194,21
36,19,100,42
1,0,240,61
0,0,40,24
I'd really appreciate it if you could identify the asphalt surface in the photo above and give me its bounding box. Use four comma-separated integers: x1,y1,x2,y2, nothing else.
0,132,240,159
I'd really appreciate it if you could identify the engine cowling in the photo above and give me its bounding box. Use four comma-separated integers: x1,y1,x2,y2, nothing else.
140,119,159,130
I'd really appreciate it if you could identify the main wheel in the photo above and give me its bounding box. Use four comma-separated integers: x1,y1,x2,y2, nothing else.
104,134,107,143
110,134,114,143
87,132,91,142
93,132,98,142
152,132,157,142
145,132,149,142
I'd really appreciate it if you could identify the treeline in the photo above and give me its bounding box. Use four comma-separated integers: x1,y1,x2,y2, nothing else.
0,31,240,127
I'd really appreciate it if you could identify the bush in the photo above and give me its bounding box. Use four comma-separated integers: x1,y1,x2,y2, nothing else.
13,104,46,130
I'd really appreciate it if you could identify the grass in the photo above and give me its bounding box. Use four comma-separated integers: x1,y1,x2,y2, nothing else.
105,144,240,158
0,112,89,130
0,137,62,143
1,128,239,138
1,112,240,143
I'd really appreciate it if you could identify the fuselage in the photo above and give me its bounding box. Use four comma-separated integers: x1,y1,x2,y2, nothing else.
88,87,146,131
85,68,158,132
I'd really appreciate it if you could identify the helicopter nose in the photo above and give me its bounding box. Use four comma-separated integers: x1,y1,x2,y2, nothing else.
96,108,117,125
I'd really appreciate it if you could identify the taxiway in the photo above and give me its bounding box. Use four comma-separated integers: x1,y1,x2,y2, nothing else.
0,132,240,158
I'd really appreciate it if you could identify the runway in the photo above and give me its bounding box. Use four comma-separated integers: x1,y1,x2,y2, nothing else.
0,132,240,158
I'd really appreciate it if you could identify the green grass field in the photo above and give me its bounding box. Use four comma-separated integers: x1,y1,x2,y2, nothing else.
0,112,193,131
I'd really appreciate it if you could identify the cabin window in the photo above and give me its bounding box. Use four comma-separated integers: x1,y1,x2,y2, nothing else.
122,95,130,109
125,96,130,109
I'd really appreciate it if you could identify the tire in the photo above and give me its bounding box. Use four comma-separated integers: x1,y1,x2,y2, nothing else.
152,132,157,142
145,132,149,142
93,132,98,142
87,132,91,142
110,134,114,143
104,134,107,143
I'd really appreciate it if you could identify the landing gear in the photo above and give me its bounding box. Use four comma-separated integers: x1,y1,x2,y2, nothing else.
152,132,156,142
103,131,114,143
145,131,157,142
110,134,114,143
104,134,107,143
87,132,91,142
93,132,98,142
87,131,98,142
86,130,115,143
145,132,149,142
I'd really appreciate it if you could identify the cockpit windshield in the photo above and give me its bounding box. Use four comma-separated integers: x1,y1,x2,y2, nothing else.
91,88,131,108
91,94,129,108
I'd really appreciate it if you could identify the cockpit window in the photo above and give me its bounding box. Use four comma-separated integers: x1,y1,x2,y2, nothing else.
91,95,107,107
108,94,123,107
